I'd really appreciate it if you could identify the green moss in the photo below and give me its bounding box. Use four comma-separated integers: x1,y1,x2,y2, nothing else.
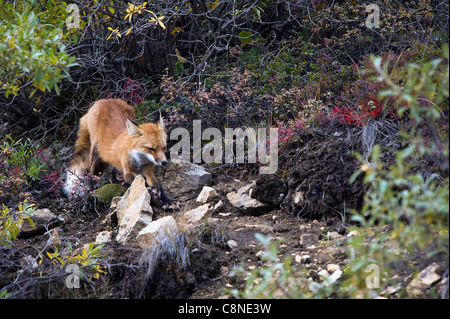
93,184,128,203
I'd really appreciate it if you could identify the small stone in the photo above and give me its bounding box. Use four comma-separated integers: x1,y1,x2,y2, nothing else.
20,255,38,270
45,228,62,245
406,263,442,297
326,264,340,272
256,250,264,259
214,200,224,211
318,269,329,277
18,208,61,238
347,230,360,237
295,254,311,264
327,231,343,240
226,183,270,213
196,186,218,203
182,204,211,225
328,270,343,285
159,160,212,201
227,239,238,249
95,231,112,245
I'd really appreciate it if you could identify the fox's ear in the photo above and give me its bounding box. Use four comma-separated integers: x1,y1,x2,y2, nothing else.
154,110,165,130
126,118,142,137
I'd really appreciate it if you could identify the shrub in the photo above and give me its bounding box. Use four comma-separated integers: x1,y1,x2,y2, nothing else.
342,45,449,298
0,135,48,203
0,202,35,247
0,10,76,97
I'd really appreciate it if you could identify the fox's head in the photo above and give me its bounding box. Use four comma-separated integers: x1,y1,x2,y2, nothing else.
126,113,168,170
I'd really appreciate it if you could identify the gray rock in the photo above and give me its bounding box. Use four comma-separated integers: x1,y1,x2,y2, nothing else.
300,233,319,246
159,160,212,201
95,231,112,245
406,263,442,297
226,183,270,214
18,208,62,239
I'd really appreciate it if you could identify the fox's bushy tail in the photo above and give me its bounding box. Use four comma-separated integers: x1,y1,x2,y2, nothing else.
63,118,91,197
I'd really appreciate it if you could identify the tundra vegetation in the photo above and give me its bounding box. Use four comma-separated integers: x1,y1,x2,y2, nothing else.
0,0,448,299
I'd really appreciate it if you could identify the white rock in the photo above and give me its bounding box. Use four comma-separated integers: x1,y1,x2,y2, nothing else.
326,264,341,272
227,239,238,249
196,186,218,203
20,255,38,270
95,231,112,245
318,269,329,277
328,269,343,285
327,231,343,240
115,175,153,244
136,216,178,249
182,204,211,225
226,183,269,213
347,230,360,237
214,200,224,211
295,254,311,264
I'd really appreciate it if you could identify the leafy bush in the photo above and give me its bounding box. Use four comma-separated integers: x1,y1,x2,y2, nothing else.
46,242,106,281
342,46,449,298
0,135,48,203
0,135,47,182
0,10,76,97
0,202,35,247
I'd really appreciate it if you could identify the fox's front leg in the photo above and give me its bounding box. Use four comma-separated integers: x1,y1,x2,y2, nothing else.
142,165,159,196
121,159,135,185
142,165,177,209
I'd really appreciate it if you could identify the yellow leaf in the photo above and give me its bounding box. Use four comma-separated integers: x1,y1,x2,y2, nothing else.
125,27,133,36
175,48,187,64
171,26,182,35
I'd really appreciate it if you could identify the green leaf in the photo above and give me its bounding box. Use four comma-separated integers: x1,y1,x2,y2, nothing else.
238,30,254,47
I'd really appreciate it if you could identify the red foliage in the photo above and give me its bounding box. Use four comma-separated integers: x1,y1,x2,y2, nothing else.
330,99,397,126
40,170,65,195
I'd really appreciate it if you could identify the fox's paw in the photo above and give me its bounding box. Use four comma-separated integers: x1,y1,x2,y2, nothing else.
147,186,161,198
163,200,180,211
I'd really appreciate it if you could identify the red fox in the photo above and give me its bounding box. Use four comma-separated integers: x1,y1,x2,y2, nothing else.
64,99,172,204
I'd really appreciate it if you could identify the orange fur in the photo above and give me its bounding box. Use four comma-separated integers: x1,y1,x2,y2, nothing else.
64,99,168,197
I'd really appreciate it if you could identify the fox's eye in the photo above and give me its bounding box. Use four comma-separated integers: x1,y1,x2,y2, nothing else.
146,147,156,152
